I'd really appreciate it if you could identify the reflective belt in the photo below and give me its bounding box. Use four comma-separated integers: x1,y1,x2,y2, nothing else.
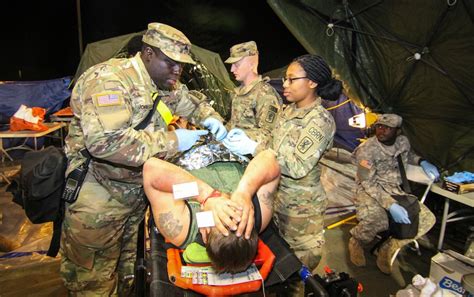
151,92,173,125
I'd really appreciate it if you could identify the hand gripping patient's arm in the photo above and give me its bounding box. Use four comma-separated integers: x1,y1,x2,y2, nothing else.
231,149,281,239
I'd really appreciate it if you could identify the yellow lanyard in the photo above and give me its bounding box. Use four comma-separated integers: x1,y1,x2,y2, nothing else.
326,99,351,110
151,92,173,125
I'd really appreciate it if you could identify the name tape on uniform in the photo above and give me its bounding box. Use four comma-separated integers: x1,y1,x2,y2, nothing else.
196,211,215,228
172,182,199,200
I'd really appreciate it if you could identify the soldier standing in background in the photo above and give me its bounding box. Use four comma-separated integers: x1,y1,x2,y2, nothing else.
60,23,227,296
349,113,440,274
223,41,281,153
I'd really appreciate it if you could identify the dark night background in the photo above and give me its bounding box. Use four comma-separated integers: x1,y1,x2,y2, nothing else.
0,0,306,81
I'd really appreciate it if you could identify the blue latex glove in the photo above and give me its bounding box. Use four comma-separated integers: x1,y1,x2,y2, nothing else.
174,129,208,152
389,203,411,224
222,128,257,156
445,171,474,183
201,117,227,141
420,160,440,181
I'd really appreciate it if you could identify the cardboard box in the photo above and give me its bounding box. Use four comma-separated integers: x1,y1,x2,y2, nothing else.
430,251,474,296
443,180,474,194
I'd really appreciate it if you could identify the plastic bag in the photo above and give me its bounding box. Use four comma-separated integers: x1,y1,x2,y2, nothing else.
9,104,48,132
395,275,444,297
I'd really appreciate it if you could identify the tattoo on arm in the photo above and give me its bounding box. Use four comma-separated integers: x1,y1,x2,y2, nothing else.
158,212,183,239
260,190,274,208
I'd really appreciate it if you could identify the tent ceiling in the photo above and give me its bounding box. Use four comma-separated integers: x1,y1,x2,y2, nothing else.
268,0,474,172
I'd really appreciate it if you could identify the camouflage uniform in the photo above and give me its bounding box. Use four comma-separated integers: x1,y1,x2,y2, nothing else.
226,76,281,145
224,41,281,148
60,23,221,296
348,114,436,274
350,134,422,244
271,98,336,271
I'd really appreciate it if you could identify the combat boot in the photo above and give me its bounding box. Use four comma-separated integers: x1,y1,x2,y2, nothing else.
348,237,366,267
376,238,401,274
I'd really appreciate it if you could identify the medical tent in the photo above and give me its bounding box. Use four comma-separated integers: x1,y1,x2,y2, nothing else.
268,0,474,173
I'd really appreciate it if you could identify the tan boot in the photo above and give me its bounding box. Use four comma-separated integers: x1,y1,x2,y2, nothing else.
348,237,366,267
376,238,401,274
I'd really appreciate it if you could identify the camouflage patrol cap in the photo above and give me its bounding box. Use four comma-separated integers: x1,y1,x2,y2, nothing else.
224,41,258,64
142,23,196,65
375,114,402,128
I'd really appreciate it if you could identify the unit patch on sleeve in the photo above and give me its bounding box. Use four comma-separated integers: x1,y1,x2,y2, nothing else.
295,121,327,160
297,136,314,153
265,105,278,123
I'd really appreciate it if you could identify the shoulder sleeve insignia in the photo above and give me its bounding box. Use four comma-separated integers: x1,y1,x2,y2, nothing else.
295,121,328,160
93,91,123,107
265,105,278,123
297,136,314,153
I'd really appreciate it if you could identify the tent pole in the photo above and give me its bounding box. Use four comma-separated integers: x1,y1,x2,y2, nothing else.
76,0,84,57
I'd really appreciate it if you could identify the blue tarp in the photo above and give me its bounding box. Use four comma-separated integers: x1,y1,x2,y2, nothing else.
0,77,71,155
322,94,365,152
0,77,72,121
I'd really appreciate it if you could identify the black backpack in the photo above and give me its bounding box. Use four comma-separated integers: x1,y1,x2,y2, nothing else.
388,154,421,239
10,145,67,256
17,146,67,222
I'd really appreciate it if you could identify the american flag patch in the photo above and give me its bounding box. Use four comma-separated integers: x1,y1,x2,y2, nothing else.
94,92,122,106
359,159,372,169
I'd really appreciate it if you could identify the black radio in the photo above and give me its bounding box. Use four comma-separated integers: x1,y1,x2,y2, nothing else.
61,162,89,203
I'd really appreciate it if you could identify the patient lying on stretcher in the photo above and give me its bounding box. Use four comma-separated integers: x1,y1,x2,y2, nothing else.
143,150,280,274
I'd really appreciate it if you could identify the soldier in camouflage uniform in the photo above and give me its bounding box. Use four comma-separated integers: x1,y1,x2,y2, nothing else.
224,41,281,148
270,55,341,273
225,55,342,276
60,23,226,296
349,113,439,274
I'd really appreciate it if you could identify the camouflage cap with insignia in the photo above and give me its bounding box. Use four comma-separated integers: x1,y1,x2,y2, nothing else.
224,41,258,64
375,114,402,128
142,23,196,65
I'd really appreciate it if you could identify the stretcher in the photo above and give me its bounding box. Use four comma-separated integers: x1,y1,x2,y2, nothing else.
136,218,360,297
136,157,359,296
